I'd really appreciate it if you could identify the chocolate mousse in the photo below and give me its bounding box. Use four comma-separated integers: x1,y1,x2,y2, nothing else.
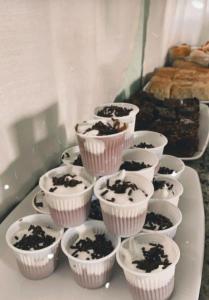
96,105,133,117
143,212,173,230
120,160,151,171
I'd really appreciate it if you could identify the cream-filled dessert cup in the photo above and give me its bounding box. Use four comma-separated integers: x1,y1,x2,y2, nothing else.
39,165,94,227
121,149,159,181
157,155,185,180
6,214,63,280
151,176,184,207
94,171,154,237
116,233,180,300
142,201,182,239
133,131,168,159
75,119,128,177
94,103,139,148
61,145,83,167
32,190,49,214
61,220,120,289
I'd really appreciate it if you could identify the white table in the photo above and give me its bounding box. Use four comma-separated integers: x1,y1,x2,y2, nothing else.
0,166,204,300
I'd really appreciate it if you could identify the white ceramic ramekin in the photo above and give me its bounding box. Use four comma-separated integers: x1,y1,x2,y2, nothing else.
151,175,184,207
157,155,185,180
61,220,120,289
116,233,180,300
6,214,63,280
142,200,182,238
122,148,159,181
94,102,139,148
133,131,168,158
39,165,94,227
94,172,154,237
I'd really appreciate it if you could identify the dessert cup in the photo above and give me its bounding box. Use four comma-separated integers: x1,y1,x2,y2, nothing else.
61,220,120,289
94,172,154,237
116,233,180,300
157,155,185,179
6,214,63,280
151,175,184,207
61,145,82,167
39,165,94,227
32,190,49,214
122,148,159,181
94,102,139,148
142,200,182,238
76,119,128,177
133,131,168,159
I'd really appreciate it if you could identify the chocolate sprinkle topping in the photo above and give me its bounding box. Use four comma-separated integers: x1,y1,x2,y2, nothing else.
132,243,171,272
89,199,103,220
97,105,133,117
106,179,138,194
120,161,151,171
52,174,83,188
70,234,113,259
153,179,173,191
158,167,175,175
34,196,43,208
143,212,173,230
49,187,57,193
13,225,56,251
134,142,154,149
83,120,126,136
73,154,83,166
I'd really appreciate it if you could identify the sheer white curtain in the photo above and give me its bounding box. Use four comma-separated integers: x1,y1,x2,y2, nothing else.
143,0,209,74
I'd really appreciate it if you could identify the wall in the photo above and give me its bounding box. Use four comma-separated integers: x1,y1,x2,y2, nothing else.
0,0,143,221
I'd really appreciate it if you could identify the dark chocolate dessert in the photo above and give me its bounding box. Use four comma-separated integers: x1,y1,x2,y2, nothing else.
73,154,83,166
120,160,151,171
143,212,173,230
97,105,133,117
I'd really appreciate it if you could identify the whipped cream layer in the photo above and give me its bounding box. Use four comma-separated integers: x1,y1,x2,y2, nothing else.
45,173,90,195
153,179,174,199
76,119,126,137
69,229,113,261
99,171,147,205
121,238,172,274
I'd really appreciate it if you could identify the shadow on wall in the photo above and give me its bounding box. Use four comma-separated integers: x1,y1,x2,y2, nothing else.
0,103,67,222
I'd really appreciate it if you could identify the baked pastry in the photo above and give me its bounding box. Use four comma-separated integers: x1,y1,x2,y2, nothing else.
170,82,193,99
168,44,191,62
192,82,209,101
154,67,176,79
172,59,199,69
146,77,172,100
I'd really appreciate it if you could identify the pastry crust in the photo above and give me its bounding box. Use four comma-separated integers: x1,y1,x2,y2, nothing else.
192,82,209,101
170,82,193,99
174,69,196,81
169,44,191,61
172,59,199,69
146,77,172,100
154,67,176,79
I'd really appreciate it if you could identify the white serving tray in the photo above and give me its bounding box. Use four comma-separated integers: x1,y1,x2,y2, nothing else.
0,166,204,300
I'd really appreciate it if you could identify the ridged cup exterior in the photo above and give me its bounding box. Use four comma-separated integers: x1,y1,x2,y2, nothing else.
77,133,125,177
61,220,120,289
101,203,148,237
15,244,60,280
6,214,63,280
124,265,175,300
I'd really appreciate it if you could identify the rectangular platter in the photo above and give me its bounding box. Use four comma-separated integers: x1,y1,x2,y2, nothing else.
0,166,204,300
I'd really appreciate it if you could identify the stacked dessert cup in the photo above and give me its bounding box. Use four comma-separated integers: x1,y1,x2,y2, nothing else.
6,102,184,300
